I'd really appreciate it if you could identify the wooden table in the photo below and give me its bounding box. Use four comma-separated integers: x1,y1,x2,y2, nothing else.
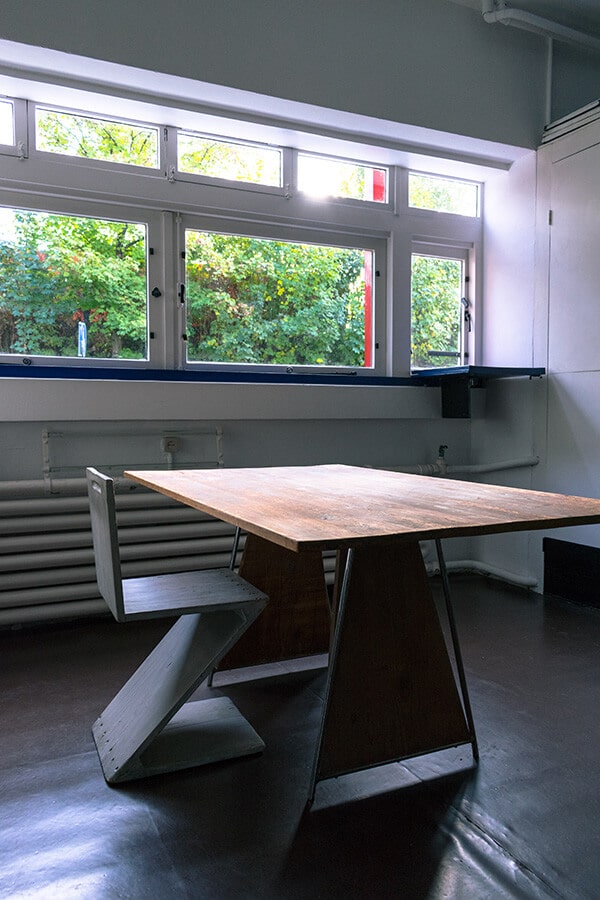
125,464,600,800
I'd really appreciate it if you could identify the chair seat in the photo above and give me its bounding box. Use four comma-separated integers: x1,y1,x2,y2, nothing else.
122,568,267,620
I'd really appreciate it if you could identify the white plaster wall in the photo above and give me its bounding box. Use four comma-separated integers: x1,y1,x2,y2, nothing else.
469,151,543,586
0,417,472,482
0,0,547,148
480,151,537,368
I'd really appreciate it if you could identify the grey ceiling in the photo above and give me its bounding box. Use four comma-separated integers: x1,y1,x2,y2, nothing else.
454,0,600,38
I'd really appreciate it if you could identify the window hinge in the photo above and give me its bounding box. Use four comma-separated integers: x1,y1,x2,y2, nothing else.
549,209,553,226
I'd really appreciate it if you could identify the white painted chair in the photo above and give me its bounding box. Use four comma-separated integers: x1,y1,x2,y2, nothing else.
86,467,268,784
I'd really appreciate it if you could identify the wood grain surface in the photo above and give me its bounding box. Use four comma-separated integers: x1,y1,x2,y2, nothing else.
125,464,600,551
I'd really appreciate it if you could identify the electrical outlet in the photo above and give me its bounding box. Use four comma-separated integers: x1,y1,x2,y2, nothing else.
161,436,181,453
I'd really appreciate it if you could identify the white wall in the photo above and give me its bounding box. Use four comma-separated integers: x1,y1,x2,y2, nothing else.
470,151,543,584
530,121,600,572
0,0,548,148
473,118,600,588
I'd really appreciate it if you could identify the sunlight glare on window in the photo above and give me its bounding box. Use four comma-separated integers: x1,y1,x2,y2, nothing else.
298,154,387,202
409,173,479,217
178,133,281,186
35,108,159,168
0,99,14,145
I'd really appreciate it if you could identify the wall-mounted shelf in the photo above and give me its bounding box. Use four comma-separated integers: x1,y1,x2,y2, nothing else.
411,366,545,418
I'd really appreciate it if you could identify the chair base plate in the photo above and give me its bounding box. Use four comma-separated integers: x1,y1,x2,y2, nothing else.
93,696,265,784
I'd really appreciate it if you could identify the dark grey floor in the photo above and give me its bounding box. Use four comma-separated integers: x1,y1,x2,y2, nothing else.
2,575,600,899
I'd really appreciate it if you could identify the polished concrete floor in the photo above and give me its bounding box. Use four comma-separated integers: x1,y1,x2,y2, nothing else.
2,575,600,899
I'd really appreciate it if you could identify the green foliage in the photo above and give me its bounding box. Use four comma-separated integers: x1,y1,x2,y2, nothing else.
0,211,147,358
36,110,158,168
0,111,467,368
411,255,462,368
408,174,478,216
0,113,153,360
178,136,280,186
185,232,366,367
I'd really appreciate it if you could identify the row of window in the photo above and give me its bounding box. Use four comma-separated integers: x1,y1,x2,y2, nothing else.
0,94,481,376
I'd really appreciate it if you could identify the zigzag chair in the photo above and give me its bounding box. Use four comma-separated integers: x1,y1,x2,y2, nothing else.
86,467,268,783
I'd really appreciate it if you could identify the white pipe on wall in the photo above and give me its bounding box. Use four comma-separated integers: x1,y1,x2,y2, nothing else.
391,453,541,588
426,559,537,588
386,455,539,477
481,0,600,53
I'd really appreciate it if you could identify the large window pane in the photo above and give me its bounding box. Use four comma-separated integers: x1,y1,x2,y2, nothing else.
185,230,373,368
411,253,464,369
178,133,281,186
0,208,148,359
36,108,159,168
0,99,14,145
409,173,479,217
298,154,387,202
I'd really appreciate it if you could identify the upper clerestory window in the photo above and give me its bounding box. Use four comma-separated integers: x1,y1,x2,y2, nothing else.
35,107,160,169
177,132,282,187
298,153,387,203
408,172,480,217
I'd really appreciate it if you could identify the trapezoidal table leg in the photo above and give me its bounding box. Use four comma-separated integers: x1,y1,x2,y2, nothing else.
309,540,474,801
220,532,331,669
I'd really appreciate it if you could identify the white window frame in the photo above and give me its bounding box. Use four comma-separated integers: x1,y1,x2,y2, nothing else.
410,239,474,370
176,213,388,376
408,170,481,218
0,89,484,379
296,150,391,210
0,191,165,369
0,97,27,159
29,103,165,178
170,127,289,197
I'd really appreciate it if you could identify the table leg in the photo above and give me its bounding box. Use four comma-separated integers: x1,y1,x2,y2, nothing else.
219,532,331,668
310,539,475,799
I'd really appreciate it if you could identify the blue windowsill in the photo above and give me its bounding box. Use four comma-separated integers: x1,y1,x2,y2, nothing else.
0,364,413,386
0,363,544,386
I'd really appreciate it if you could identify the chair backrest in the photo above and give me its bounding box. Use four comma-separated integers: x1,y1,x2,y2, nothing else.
86,467,126,622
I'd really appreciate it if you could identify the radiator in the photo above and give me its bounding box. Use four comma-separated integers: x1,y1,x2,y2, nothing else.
0,482,336,626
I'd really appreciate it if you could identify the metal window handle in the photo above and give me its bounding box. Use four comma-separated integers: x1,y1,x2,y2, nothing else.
461,297,472,332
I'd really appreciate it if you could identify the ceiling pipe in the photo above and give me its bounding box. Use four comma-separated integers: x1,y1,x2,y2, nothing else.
482,0,600,53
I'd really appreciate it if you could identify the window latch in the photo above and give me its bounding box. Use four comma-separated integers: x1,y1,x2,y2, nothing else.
461,297,472,332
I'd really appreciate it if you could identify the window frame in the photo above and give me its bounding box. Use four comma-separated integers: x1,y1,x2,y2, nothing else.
0,97,27,159
0,192,166,369
176,213,388,376
0,91,484,380
171,127,288,197
410,239,474,370
30,103,165,178
408,170,481,218
296,150,391,210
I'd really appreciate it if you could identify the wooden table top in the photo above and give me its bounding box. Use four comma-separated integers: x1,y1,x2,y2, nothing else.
124,464,600,552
